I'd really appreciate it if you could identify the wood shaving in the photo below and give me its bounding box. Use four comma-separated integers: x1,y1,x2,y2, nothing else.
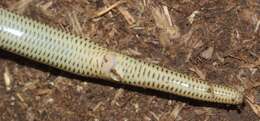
4,67,12,91
9,0,33,13
201,47,214,60
170,102,185,121
118,6,136,25
95,0,127,17
68,11,83,36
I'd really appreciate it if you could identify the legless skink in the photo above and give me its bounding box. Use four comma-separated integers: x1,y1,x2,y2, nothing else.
0,8,243,104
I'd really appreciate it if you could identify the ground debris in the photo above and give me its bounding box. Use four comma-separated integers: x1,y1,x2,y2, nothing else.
94,0,127,18
92,101,104,112
117,6,136,25
246,92,260,118
67,11,83,36
189,67,207,80
188,10,200,24
9,0,33,13
34,1,54,18
3,67,12,91
200,47,214,60
149,111,160,121
111,88,124,105
151,6,180,49
240,58,260,68
0,0,259,120
170,102,185,121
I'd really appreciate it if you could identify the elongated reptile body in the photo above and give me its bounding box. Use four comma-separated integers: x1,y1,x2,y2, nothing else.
0,8,243,104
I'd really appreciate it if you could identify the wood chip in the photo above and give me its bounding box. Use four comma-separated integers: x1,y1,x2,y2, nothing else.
256,88,260,104
36,89,52,96
16,93,25,102
216,53,225,63
16,93,28,109
240,58,260,69
189,67,206,80
35,1,54,18
159,31,172,49
4,67,12,91
22,80,40,92
133,103,140,112
188,10,200,24
149,111,160,121
9,0,33,13
93,101,104,111
246,94,260,118
162,5,173,27
111,88,124,105
144,115,152,121
39,1,53,11
95,0,127,17
170,102,185,121
201,47,214,59
151,6,180,49
68,12,83,36
118,6,136,25
255,20,260,33
126,48,142,56
238,8,255,24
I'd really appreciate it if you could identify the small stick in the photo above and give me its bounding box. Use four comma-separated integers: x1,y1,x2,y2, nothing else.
95,0,127,17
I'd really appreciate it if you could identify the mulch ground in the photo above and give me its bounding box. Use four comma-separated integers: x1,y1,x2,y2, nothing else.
0,0,259,121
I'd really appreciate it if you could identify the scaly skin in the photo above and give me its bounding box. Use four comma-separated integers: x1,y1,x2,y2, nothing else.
0,8,243,104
